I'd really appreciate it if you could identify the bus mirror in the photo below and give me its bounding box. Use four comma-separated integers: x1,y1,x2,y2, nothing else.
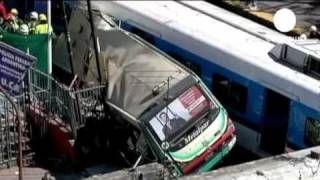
161,141,170,150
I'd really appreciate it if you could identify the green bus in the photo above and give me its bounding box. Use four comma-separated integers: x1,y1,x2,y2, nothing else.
54,9,236,177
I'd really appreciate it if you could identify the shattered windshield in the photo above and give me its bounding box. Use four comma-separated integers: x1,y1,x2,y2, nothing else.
149,86,216,141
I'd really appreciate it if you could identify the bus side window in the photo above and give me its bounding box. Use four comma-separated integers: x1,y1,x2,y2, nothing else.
304,117,320,146
212,74,248,113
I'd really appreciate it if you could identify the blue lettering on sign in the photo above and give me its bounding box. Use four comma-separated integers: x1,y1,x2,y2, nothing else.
0,42,37,96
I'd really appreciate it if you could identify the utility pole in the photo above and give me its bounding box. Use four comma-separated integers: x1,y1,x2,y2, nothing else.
61,0,80,138
86,0,103,84
61,0,75,75
86,0,109,123
47,0,52,74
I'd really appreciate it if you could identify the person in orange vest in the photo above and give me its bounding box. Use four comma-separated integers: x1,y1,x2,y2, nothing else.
34,13,52,34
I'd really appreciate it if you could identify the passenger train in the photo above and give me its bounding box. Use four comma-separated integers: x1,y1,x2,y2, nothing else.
88,1,320,156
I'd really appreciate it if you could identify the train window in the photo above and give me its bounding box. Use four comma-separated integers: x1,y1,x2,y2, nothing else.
131,27,155,45
212,74,229,105
304,117,320,146
229,81,247,112
185,62,202,76
167,52,186,65
166,51,201,76
212,74,247,112
308,57,320,75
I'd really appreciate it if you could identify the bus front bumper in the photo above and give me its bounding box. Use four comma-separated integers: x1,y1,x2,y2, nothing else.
198,135,236,172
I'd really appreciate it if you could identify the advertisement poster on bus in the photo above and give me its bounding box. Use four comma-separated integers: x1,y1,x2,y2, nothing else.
0,42,36,96
150,86,209,140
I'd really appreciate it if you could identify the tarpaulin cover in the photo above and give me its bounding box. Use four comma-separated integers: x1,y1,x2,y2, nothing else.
53,9,113,80
0,31,49,73
53,9,191,118
94,30,189,118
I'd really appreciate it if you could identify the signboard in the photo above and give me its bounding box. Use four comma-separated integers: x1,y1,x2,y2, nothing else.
150,86,210,140
179,86,209,117
0,42,36,96
0,31,48,73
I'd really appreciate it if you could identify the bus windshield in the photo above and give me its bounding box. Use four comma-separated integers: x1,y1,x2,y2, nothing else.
149,85,217,141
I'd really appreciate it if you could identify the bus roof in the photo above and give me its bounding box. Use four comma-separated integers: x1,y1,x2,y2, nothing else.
96,29,190,118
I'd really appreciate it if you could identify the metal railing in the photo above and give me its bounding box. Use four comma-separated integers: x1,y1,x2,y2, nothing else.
0,68,107,175
0,86,24,179
69,85,106,129
0,95,19,167
24,68,106,138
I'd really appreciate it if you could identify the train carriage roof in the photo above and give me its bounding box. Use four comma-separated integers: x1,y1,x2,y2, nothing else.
87,1,320,111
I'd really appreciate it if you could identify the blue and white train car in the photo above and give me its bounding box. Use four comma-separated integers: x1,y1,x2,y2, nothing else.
89,1,320,156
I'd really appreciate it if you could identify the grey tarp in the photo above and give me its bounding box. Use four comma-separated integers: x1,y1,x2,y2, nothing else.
53,9,191,119
53,9,114,80
90,29,189,118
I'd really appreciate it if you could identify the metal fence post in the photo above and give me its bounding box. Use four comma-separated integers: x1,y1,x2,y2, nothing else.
68,91,77,138
0,85,23,180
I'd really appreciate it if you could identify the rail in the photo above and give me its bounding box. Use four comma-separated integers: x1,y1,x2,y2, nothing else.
0,67,107,177
24,68,107,138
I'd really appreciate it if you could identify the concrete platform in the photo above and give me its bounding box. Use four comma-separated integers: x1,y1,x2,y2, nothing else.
2,147,320,179
0,166,48,180
78,146,320,179
185,146,320,180
84,163,167,180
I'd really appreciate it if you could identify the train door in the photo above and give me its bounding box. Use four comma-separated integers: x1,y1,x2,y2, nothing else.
260,89,290,155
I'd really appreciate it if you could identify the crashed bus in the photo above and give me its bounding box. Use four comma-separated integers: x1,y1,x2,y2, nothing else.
53,9,236,176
